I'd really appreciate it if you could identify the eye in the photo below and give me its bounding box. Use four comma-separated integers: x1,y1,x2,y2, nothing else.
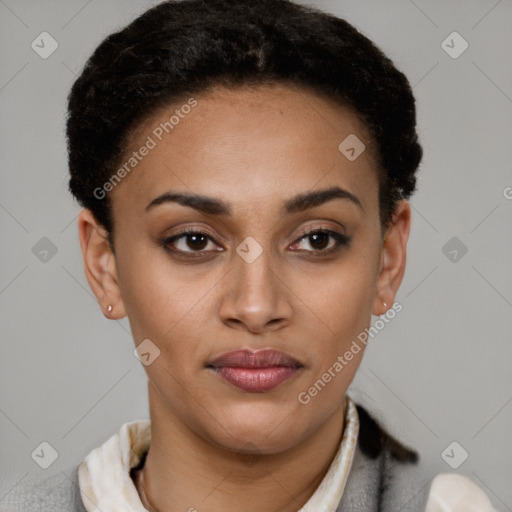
162,229,222,256
290,228,350,255
161,226,350,259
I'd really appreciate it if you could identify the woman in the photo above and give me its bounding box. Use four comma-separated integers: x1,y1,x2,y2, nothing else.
7,0,498,511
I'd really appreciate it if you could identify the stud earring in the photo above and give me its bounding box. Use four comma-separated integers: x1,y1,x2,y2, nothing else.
107,305,113,313
383,302,388,309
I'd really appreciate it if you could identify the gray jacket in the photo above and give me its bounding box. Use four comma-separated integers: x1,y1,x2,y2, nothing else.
1,404,431,511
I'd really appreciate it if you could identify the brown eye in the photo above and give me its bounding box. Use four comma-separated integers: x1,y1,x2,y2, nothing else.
290,229,350,254
308,231,331,250
162,229,222,255
183,232,209,251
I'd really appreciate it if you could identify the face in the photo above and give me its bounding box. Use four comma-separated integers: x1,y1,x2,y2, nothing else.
80,84,410,455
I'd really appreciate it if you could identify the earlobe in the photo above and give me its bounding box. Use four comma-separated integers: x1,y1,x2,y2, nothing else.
77,209,127,319
372,200,411,316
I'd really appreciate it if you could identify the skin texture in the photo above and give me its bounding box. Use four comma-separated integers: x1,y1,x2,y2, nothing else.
78,84,411,512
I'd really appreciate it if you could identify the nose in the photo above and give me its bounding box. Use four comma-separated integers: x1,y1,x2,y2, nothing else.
218,243,293,334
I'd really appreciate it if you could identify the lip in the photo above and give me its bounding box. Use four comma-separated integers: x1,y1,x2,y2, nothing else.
207,349,303,393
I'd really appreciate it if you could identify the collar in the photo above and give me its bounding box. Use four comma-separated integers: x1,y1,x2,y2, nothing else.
77,395,359,512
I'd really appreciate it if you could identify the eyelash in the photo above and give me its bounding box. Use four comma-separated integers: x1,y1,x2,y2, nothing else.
161,227,351,259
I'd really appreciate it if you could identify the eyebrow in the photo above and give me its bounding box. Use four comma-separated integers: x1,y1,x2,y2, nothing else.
145,186,364,216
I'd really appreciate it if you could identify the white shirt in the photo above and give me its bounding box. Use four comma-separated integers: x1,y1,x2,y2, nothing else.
76,395,496,512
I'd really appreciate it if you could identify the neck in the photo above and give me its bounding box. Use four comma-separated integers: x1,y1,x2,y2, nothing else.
135,383,346,512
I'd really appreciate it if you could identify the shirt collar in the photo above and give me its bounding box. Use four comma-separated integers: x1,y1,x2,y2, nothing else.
77,395,359,512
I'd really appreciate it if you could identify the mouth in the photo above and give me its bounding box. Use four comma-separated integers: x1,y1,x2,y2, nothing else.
206,348,303,393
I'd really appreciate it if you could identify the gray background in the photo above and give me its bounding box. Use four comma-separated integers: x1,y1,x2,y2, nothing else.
1,0,511,510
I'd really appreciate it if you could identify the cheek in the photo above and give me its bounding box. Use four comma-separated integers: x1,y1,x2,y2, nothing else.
122,271,211,348
295,267,374,413
295,258,378,405
115,240,212,345
300,260,377,346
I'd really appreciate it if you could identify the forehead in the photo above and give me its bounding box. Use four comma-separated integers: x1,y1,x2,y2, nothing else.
111,84,379,218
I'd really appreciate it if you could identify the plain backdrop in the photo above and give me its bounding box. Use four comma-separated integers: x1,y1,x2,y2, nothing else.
1,0,511,510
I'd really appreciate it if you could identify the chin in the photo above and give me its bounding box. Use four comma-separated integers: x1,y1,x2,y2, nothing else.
203,401,310,454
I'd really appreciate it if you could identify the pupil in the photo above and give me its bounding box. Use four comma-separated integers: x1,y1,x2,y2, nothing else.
188,234,208,250
310,232,328,250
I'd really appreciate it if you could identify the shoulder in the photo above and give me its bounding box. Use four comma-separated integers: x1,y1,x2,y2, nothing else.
338,403,497,512
0,467,86,512
424,473,498,512
338,402,428,511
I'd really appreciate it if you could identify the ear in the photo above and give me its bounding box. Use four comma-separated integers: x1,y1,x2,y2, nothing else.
372,200,411,316
77,208,126,319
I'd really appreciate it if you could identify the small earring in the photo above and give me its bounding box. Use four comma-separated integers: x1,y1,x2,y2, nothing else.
107,305,113,313
383,302,388,309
